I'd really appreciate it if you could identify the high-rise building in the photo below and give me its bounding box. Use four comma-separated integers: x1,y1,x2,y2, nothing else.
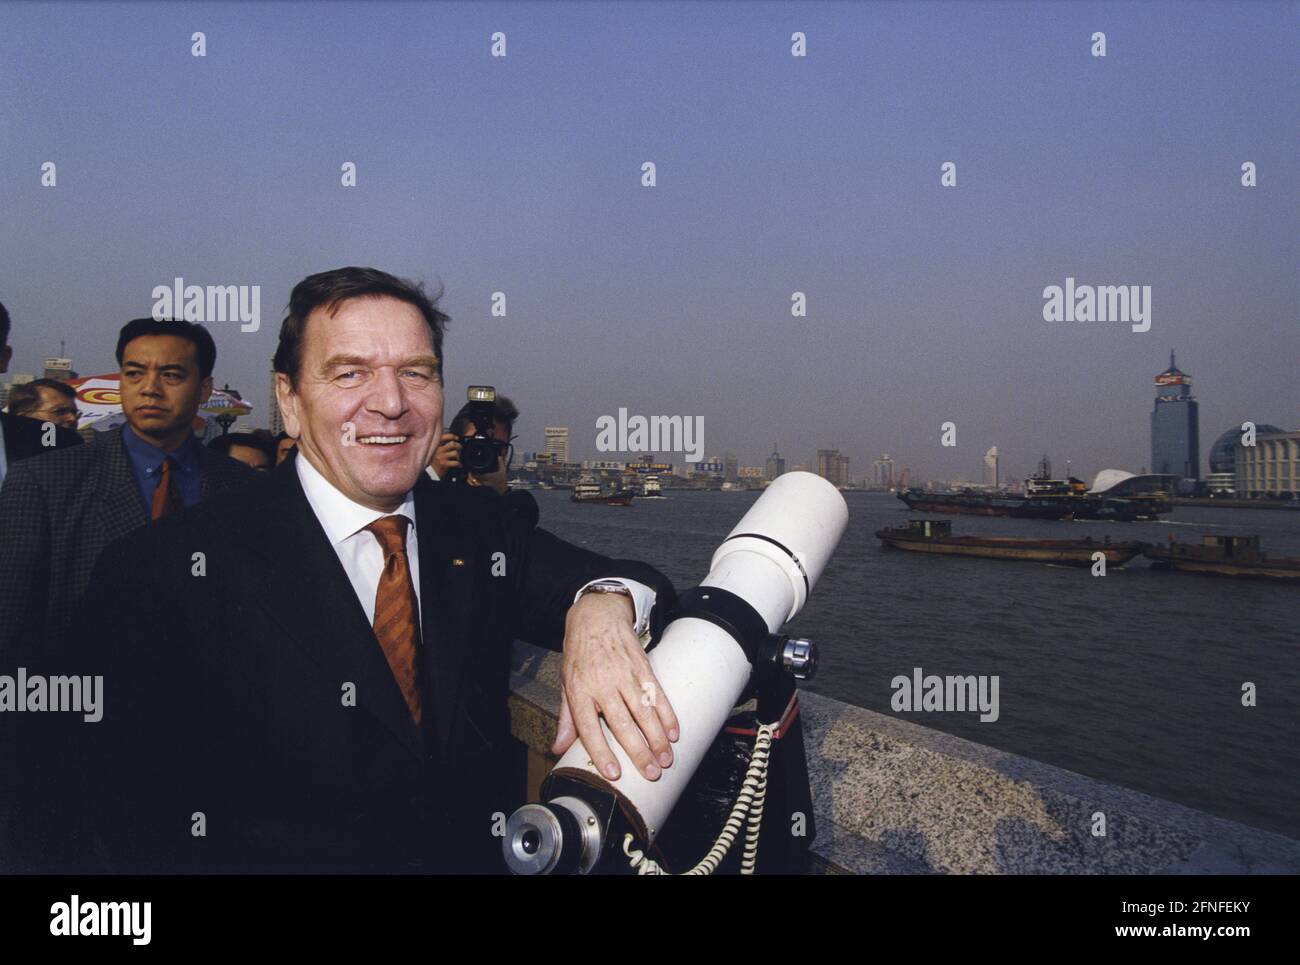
543,426,570,464
871,454,895,489
765,445,786,481
817,449,837,483
983,446,999,488
44,357,74,381
1150,352,1200,482
817,449,850,488
268,369,285,435
723,452,738,483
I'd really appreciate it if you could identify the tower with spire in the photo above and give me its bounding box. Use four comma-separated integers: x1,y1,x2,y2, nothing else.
765,444,786,481
1150,350,1200,483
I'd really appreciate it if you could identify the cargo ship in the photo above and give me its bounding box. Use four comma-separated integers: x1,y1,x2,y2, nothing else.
1142,534,1300,581
876,519,1144,567
896,488,1074,518
1022,463,1170,521
571,477,635,506
897,458,1172,521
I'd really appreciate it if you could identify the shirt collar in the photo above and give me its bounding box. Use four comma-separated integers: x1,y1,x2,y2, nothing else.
122,422,202,475
295,448,417,545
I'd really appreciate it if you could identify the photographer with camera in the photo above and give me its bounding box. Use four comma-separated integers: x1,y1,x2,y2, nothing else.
430,387,539,526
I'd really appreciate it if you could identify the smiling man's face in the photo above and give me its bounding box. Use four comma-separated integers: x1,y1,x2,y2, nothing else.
277,295,443,511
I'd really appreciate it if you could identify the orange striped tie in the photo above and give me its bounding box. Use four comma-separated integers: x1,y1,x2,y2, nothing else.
365,515,423,724
150,456,181,520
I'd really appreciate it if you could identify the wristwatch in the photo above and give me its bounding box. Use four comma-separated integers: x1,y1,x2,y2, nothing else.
577,581,651,644
578,581,632,601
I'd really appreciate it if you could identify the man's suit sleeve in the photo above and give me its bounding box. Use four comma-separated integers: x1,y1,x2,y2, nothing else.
63,531,188,872
505,514,677,651
0,460,53,662
0,461,51,865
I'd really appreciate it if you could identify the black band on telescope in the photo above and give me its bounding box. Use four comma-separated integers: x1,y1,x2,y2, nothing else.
669,585,770,665
718,532,810,598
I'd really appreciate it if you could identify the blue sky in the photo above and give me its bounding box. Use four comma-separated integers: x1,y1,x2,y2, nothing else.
1,0,1295,482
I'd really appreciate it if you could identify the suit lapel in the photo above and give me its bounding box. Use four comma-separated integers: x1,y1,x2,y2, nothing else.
95,427,149,545
199,445,215,499
414,475,477,761
246,461,426,762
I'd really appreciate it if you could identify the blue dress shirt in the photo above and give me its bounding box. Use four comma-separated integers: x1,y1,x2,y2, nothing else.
121,423,204,514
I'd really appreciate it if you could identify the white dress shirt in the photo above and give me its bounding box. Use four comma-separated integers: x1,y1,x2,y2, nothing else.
297,450,423,626
300,453,655,637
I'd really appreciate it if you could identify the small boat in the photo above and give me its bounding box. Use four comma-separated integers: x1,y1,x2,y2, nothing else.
571,477,635,506
876,519,1143,566
1141,534,1300,581
640,475,667,499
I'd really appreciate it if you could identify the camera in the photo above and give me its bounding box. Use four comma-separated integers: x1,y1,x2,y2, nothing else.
445,385,501,484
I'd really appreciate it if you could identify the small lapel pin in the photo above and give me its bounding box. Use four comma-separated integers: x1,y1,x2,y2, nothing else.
451,558,465,567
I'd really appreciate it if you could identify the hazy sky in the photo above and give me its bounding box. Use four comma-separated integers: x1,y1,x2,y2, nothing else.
1,0,1295,484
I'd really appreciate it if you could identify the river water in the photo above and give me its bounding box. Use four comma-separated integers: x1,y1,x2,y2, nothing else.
536,488,1300,841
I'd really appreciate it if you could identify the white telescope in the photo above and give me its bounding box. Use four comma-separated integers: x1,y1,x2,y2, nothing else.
504,471,848,874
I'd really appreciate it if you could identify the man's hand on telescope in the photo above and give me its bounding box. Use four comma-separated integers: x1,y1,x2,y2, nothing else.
553,592,679,782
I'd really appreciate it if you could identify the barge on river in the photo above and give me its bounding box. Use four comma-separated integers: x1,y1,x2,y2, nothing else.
876,519,1144,567
1141,534,1300,581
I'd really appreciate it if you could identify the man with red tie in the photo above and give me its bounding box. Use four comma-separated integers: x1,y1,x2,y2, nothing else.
0,318,257,660
0,318,257,868
63,267,680,873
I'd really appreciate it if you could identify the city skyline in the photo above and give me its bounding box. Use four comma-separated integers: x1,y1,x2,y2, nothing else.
3,346,1291,488
1,2,1294,486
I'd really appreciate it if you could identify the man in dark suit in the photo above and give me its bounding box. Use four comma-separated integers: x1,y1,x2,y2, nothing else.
0,301,82,484
65,267,679,873
0,317,258,660
0,317,259,869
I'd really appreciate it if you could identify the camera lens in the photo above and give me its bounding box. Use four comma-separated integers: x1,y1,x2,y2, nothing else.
462,437,498,473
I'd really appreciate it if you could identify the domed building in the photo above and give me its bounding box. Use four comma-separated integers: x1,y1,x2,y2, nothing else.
1207,423,1283,493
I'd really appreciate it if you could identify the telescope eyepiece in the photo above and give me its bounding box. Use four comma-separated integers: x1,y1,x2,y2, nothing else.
503,796,603,875
781,638,817,680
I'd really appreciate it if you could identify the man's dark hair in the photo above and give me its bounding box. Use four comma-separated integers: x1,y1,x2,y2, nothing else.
274,430,293,444
8,378,76,415
115,318,217,379
272,267,449,386
208,429,277,463
0,299,10,349
449,394,519,436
